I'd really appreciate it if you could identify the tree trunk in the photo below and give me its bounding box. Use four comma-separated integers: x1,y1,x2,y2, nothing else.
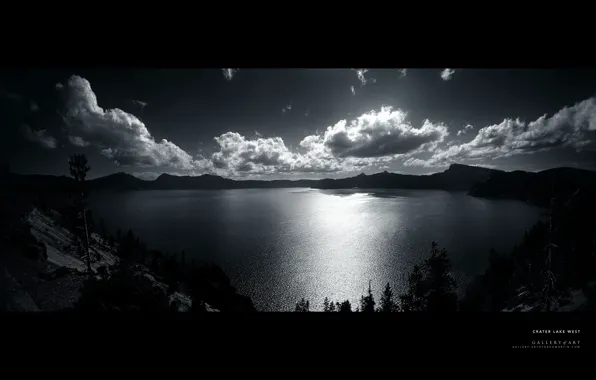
83,208,92,273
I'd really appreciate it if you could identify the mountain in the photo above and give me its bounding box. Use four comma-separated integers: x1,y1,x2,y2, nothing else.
469,166,596,207
314,164,498,191
4,164,596,208
90,172,149,191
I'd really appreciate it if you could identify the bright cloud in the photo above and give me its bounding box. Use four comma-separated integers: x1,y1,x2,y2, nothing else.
309,106,449,158
403,97,596,168
208,107,449,176
440,68,456,81
222,68,239,81
352,68,376,86
457,124,474,136
62,75,210,171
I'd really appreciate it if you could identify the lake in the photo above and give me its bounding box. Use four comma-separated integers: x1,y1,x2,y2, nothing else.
90,188,544,311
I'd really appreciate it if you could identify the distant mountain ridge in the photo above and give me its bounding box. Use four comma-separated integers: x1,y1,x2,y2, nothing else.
5,164,596,208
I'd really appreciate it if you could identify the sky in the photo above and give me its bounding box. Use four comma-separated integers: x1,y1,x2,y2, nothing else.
2,68,596,180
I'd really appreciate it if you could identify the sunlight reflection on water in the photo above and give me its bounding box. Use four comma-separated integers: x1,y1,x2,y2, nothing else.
91,188,543,311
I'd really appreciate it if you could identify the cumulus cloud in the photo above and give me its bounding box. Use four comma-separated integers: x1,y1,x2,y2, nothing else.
207,107,450,176
457,124,474,136
403,97,596,168
55,83,64,90
62,75,209,171
351,85,356,96
68,135,90,147
398,69,407,77
132,100,148,109
281,103,292,113
222,68,239,81
21,124,57,149
208,131,371,177
307,106,449,159
440,68,456,81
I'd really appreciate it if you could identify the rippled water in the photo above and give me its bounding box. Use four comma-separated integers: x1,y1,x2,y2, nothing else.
91,188,543,311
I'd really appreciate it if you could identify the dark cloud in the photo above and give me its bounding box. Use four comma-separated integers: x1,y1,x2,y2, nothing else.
30,101,40,112
1,89,24,102
21,124,57,149
132,100,148,109
68,135,90,147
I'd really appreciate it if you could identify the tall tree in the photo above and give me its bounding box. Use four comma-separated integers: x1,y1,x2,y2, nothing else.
69,154,92,273
295,298,310,312
338,300,352,313
378,282,398,312
360,281,376,312
400,242,458,312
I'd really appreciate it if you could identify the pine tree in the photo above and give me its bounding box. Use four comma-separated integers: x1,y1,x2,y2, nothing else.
360,281,376,312
338,300,352,312
378,282,398,312
323,297,330,312
68,154,92,273
328,300,336,312
295,298,310,312
399,242,458,312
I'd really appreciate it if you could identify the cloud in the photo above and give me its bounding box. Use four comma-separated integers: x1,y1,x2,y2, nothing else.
398,69,407,77
21,124,57,149
206,107,450,176
281,103,292,113
1,89,24,102
352,68,376,86
62,75,210,171
30,101,40,112
305,106,449,159
55,83,64,90
208,130,375,177
68,135,90,147
440,69,456,81
456,124,474,136
222,68,239,81
132,100,148,109
351,85,356,96
305,108,310,117
403,96,596,168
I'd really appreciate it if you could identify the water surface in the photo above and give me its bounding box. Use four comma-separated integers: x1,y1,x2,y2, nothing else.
91,188,543,311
